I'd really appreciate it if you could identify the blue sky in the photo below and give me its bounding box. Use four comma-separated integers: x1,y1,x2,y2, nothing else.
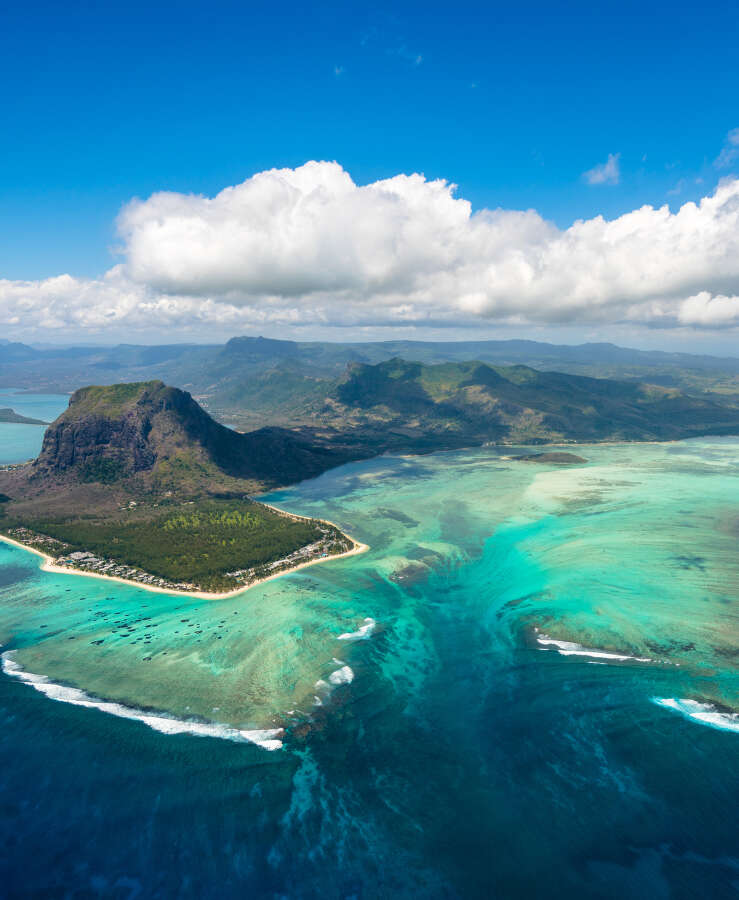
1,0,738,349
3,0,737,279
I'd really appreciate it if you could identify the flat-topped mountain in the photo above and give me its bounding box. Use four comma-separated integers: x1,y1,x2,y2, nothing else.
29,380,348,493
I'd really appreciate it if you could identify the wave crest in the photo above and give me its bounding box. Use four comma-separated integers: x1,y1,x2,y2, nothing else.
653,697,739,734
2,651,284,750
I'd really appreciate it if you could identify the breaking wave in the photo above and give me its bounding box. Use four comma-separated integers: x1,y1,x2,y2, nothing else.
536,632,651,663
313,662,355,706
337,617,376,641
653,697,739,734
2,651,284,750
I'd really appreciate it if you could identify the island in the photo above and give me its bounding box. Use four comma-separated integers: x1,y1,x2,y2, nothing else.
512,451,588,464
0,381,364,595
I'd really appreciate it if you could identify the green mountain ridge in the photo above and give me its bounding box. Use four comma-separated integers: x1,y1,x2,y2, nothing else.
3,336,739,411
301,358,739,450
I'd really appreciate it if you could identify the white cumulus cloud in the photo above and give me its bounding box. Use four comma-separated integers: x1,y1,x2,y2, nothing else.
2,161,739,338
678,291,739,326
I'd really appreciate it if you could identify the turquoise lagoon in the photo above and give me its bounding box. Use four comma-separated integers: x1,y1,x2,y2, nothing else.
0,387,69,464
0,437,737,896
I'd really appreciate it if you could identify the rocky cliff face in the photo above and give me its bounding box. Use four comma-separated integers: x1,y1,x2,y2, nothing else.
35,411,157,478
27,380,351,491
32,382,179,480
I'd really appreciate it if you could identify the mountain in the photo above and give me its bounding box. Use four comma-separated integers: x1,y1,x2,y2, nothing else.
299,358,739,451
24,380,350,495
2,336,738,414
0,382,356,592
0,341,43,363
0,379,356,530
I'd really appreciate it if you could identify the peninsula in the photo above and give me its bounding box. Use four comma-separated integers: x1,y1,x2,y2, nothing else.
0,408,47,425
0,381,362,593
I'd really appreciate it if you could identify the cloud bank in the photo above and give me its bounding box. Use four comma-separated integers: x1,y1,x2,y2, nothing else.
2,161,739,337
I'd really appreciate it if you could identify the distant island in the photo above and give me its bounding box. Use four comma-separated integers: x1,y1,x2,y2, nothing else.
512,451,588,464
0,407,47,425
0,381,363,595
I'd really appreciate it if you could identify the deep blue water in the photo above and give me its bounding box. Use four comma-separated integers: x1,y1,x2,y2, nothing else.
1,607,737,898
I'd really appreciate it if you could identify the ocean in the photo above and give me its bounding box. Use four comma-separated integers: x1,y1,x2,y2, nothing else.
0,430,737,897
0,388,69,465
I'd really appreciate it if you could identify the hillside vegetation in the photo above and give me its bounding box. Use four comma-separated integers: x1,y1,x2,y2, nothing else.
0,381,357,591
283,358,739,454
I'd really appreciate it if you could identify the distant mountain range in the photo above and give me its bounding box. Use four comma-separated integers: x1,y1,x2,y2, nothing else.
2,358,736,507
2,337,738,429
1,335,738,515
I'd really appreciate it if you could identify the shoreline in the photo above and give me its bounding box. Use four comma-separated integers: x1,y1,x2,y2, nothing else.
0,527,369,601
2,434,728,599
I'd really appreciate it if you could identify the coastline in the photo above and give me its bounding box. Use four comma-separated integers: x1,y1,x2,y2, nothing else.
0,528,369,601
2,435,723,601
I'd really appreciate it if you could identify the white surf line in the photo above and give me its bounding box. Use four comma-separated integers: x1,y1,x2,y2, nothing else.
1,650,284,750
653,698,739,734
535,632,652,663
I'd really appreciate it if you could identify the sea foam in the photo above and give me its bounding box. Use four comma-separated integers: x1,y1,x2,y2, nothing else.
536,633,651,663
653,697,739,734
313,663,355,706
328,665,354,685
337,617,376,641
1,651,284,750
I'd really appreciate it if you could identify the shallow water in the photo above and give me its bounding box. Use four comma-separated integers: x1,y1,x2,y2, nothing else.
0,387,69,464
0,438,737,897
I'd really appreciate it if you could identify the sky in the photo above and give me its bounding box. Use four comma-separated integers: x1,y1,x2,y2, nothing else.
1,0,739,351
